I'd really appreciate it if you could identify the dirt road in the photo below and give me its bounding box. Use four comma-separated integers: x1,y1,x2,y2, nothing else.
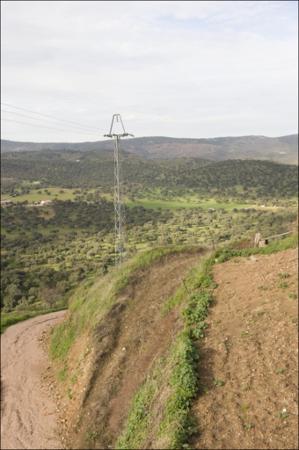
1,311,66,450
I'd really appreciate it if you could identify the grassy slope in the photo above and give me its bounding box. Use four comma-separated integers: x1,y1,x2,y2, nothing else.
50,234,298,449
50,245,197,360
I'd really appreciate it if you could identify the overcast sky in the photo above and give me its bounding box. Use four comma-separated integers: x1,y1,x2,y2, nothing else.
1,0,298,142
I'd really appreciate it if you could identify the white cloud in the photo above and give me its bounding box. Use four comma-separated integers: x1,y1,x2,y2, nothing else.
1,0,298,141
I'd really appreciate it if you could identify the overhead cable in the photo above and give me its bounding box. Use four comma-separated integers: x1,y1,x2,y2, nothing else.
1,110,98,136
1,102,99,133
1,118,99,136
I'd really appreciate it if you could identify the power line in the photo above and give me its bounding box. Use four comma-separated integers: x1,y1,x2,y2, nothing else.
1,109,99,136
1,102,99,133
1,109,98,134
1,118,99,136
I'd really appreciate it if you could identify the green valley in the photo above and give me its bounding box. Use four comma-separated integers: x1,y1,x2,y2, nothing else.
1,147,298,327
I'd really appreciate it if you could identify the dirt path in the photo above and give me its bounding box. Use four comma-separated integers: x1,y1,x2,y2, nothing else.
68,251,204,449
1,310,66,450
191,248,298,449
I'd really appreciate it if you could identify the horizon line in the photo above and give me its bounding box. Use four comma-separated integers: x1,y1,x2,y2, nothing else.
1,132,298,145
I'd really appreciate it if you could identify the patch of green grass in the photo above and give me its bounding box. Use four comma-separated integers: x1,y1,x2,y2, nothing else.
240,403,250,413
117,330,200,450
67,387,73,399
288,292,298,300
126,196,259,211
278,281,289,289
126,198,195,210
162,285,187,314
183,291,211,338
278,408,289,420
85,429,100,444
278,272,290,279
50,320,77,360
157,256,217,447
58,365,68,382
213,378,225,387
157,331,199,449
162,265,205,315
116,362,163,449
275,368,286,375
71,373,78,385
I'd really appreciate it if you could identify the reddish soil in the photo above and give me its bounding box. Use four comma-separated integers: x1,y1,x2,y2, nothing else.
66,251,205,449
191,248,298,449
0,311,66,450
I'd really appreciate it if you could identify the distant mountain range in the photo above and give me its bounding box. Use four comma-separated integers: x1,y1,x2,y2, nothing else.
1,134,298,164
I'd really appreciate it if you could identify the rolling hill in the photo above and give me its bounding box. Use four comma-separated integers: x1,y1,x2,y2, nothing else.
1,149,298,198
1,134,298,164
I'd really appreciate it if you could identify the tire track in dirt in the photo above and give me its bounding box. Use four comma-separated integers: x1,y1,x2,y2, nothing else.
191,248,298,450
1,311,66,450
67,251,205,449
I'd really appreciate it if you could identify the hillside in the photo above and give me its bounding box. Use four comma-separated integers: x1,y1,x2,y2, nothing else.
46,235,298,449
1,150,298,198
1,134,298,164
49,246,206,449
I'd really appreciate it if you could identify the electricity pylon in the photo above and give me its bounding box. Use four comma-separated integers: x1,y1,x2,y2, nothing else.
104,114,134,265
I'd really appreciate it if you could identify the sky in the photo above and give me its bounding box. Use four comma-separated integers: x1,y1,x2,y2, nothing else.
1,0,298,142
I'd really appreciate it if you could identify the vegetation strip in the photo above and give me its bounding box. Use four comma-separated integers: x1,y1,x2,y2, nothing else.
116,251,215,449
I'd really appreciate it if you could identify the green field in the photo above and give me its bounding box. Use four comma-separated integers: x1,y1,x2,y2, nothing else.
126,196,274,211
2,186,295,213
2,187,77,203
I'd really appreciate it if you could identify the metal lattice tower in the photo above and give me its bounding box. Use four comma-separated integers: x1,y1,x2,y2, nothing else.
104,114,134,265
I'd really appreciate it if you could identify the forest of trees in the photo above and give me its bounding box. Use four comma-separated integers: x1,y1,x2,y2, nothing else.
1,148,298,314
2,150,298,198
